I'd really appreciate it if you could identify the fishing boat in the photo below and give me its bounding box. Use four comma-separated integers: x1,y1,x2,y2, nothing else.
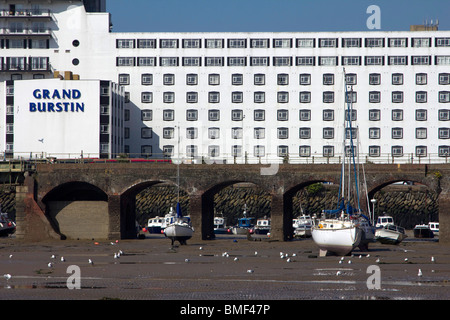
231,205,255,235
0,211,15,237
413,224,434,239
147,215,164,234
311,69,374,256
428,222,439,236
375,215,407,244
214,214,231,234
254,216,271,235
293,215,313,238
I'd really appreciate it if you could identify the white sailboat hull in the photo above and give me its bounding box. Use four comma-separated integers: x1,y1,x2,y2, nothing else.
164,223,194,244
312,223,362,256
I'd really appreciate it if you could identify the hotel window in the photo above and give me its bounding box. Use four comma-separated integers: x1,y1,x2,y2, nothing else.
388,38,407,47
300,128,311,139
277,74,289,85
205,39,224,48
299,74,311,85
205,57,224,66
416,91,427,103
439,146,450,157
416,109,427,121
416,73,427,85
416,128,427,139
232,145,243,157
124,109,130,121
251,57,269,66
278,146,289,158
369,73,381,85
142,74,153,85
209,128,220,139
163,127,174,139
436,56,450,66
209,146,220,157
319,56,338,66
100,143,109,154
6,85,13,96
137,39,156,48
345,74,357,85
186,74,198,85
369,128,380,139
251,39,269,48
416,146,427,158
277,110,289,121
254,110,265,121
342,38,361,48
117,57,134,67
232,74,243,85
392,73,403,85
186,145,198,158
439,128,450,139
232,109,243,121
323,109,334,121
163,146,174,157
163,92,175,103
412,38,431,47
208,92,220,103
163,109,174,121
392,91,403,103
209,74,220,85
273,57,292,66
141,92,153,103
342,56,361,66
436,38,450,47
365,38,384,48
323,74,334,85
323,146,334,157
138,57,156,66
254,128,265,139
369,146,380,157
388,56,407,65
392,128,403,139
299,91,311,103
365,56,384,66
118,74,130,85
319,38,337,48
141,127,153,139
160,57,178,66
208,110,220,121
346,128,358,140
117,39,134,48
183,39,201,48
439,73,450,85
186,92,198,103
160,39,178,48
299,109,311,121
296,38,315,48
412,56,431,65
277,92,289,103
186,110,198,121
228,39,246,48
163,74,175,85
254,145,265,157
232,128,242,139
6,124,13,134
323,128,334,139
323,91,334,103
273,38,292,48
369,109,381,121
299,146,311,157
254,92,265,103
31,57,48,70
31,39,47,49
278,128,289,139
345,110,357,121
439,91,450,103
183,57,201,66
10,39,24,49
392,109,403,121
228,57,246,66
232,92,243,103
369,91,380,103
439,109,450,121
296,57,315,66
392,146,403,157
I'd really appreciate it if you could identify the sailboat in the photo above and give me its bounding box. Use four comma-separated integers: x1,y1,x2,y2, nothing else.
311,69,375,256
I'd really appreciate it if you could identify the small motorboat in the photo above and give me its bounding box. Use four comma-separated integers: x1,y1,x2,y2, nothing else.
0,211,16,237
375,215,407,245
253,217,270,235
214,215,231,234
428,222,439,236
231,204,255,235
414,224,434,239
293,215,313,238
147,216,164,234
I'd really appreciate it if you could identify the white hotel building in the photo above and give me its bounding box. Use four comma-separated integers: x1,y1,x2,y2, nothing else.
0,0,450,163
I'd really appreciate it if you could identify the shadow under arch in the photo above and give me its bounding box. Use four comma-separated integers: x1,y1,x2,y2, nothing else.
42,181,108,240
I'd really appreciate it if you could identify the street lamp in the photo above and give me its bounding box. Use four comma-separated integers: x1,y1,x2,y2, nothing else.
370,198,377,224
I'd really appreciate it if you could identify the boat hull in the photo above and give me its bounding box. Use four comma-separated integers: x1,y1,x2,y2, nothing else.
375,227,407,245
312,225,362,256
414,227,434,239
0,225,15,237
232,227,250,235
164,224,193,244
147,226,162,234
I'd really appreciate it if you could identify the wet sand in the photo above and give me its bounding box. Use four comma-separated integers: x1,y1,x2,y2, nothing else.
0,234,449,301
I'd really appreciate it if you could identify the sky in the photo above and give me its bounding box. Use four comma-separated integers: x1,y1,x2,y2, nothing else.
106,0,450,33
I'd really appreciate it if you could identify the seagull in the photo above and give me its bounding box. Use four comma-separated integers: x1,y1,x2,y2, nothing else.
118,250,124,255
418,269,423,277
199,247,203,250
292,253,297,257
336,271,342,276
431,256,435,263
254,251,258,256
367,254,371,258
8,255,12,259
404,258,409,263
60,256,65,262
286,258,291,263
234,257,239,262
339,260,343,264
3,274,11,281
48,262,53,268
280,254,285,259
88,259,93,265
348,260,352,264
51,255,56,259
247,269,254,273
376,258,380,264
114,253,119,259
184,258,190,263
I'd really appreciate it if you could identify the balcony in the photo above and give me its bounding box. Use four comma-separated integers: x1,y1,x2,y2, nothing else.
0,9,55,21
0,27,54,37
0,57,52,73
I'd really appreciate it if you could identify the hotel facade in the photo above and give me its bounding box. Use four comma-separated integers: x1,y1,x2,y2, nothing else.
1,0,450,164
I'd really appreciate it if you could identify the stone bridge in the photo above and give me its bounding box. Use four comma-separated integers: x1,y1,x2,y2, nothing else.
14,162,450,245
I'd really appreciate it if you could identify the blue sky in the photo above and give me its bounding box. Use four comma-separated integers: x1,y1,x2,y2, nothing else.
106,0,449,33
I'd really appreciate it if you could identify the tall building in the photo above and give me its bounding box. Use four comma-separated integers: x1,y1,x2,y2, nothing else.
0,0,449,163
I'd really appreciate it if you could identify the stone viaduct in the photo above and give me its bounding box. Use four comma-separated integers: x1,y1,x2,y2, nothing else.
14,162,450,245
